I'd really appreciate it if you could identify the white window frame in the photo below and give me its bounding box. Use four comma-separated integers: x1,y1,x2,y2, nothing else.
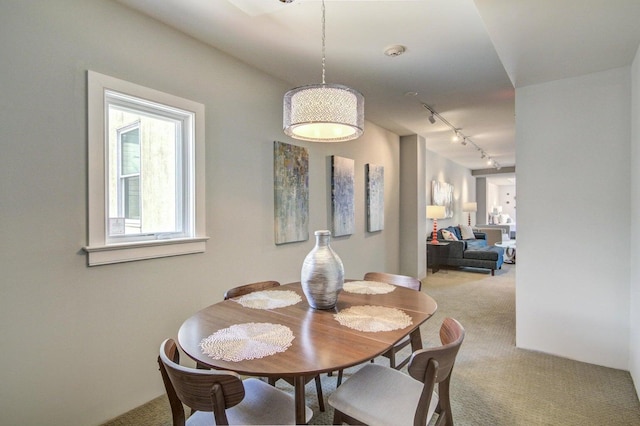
84,71,208,266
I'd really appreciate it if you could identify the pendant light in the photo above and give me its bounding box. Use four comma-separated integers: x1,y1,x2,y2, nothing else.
283,0,364,142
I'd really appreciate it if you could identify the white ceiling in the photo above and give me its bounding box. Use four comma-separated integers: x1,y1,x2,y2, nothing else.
116,0,640,171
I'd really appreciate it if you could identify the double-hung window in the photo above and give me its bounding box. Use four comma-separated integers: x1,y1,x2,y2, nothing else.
85,71,207,265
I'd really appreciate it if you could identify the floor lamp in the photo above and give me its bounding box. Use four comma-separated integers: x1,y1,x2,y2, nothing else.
426,205,446,244
463,202,477,226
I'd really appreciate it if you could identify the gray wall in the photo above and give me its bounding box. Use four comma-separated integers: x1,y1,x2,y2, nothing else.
0,1,401,424
424,149,477,231
399,135,426,278
515,67,632,370
631,43,640,398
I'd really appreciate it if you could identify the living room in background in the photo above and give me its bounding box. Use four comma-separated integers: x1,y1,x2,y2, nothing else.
84,71,207,266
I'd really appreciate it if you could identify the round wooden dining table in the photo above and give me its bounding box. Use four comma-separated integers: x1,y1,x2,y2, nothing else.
178,281,438,424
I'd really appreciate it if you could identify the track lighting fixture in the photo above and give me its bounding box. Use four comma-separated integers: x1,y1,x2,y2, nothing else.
421,103,502,170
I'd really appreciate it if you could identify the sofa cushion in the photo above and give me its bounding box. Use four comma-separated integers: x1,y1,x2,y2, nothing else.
465,246,501,261
451,226,462,240
459,224,475,240
466,239,487,250
441,229,458,241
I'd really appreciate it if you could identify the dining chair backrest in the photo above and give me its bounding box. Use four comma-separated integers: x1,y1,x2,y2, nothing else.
158,338,245,425
363,271,421,291
223,280,281,300
407,317,465,425
407,317,464,383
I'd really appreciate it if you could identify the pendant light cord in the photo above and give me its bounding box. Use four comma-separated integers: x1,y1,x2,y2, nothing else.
321,0,326,84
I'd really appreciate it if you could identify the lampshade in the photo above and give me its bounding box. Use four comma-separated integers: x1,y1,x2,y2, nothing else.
463,202,477,212
282,0,364,143
283,84,364,142
426,205,446,219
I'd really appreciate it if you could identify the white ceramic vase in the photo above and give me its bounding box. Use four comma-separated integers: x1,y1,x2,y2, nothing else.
301,230,344,310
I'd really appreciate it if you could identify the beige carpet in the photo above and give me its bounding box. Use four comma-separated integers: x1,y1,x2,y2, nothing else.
104,264,640,425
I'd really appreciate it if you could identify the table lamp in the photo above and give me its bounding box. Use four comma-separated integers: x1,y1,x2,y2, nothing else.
426,205,446,244
463,202,477,226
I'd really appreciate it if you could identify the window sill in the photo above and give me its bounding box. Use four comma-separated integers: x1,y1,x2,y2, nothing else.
83,237,209,266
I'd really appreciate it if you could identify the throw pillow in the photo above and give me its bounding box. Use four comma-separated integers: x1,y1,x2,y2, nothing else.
459,224,476,240
441,229,458,241
451,226,463,240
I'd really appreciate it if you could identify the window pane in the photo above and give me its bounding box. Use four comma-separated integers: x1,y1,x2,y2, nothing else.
121,128,140,175
108,104,180,238
124,176,140,220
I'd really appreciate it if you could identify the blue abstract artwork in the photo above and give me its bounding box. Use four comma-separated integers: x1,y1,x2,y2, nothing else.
274,141,309,245
366,164,384,232
331,156,355,237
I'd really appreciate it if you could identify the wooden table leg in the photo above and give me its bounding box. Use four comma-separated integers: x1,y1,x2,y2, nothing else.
409,328,423,352
294,375,306,424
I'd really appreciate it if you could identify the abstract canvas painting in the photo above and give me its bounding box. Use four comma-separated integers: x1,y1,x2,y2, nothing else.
431,180,454,218
366,164,384,232
274,141,309,244
331,156,355,237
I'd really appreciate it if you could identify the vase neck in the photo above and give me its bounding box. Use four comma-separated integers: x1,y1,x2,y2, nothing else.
314,230,331,247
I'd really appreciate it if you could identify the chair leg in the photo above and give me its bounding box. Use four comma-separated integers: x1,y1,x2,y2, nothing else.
435,378,453,426
388,350,396,369
314,375,325,412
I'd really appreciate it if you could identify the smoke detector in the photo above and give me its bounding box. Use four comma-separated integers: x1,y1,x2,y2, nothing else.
384,45,406,57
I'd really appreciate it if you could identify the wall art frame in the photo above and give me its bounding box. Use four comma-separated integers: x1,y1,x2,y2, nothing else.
431,180,454,218
331,155,355,237
366,163,384,232
273,141,309,245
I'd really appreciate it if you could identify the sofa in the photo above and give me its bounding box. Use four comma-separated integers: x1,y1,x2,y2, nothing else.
427,225,504,275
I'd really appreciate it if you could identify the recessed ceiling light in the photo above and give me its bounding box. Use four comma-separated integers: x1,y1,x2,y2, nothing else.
384,45,406,57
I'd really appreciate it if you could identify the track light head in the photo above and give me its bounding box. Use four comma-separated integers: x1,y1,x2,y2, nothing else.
461,137,467,146
480,152,486,159
428,113,436,124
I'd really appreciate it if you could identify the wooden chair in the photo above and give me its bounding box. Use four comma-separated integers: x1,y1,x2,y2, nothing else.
224,281,325,412
328,318,465,426
223,280,281,299
158,338,313,425
364,272,423,370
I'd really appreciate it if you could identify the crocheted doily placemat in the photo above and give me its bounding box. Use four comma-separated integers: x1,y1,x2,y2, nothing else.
199,322,294,362
231,290,302,309
334,305,413,332
343,280,395,295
